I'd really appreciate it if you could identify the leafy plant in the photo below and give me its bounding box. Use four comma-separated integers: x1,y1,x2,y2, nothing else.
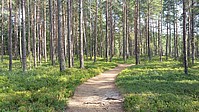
0,58,119,111
116,57,199,112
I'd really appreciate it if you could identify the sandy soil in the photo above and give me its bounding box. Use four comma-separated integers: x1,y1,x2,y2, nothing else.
66,64,132,112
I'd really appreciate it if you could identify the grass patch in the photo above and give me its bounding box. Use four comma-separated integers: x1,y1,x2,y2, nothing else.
116,58,199,112
0,57,119,111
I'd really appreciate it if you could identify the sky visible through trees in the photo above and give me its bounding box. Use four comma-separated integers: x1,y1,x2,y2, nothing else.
0,0,199,111
0,0,199,73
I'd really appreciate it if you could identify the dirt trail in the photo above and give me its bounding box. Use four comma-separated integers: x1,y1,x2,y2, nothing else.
66,64,132,112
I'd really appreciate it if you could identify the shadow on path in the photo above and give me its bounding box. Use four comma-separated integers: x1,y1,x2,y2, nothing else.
66,64,132,112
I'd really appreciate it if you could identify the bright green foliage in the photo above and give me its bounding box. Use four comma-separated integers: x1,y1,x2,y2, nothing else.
116,57,199,112
0,58,118,111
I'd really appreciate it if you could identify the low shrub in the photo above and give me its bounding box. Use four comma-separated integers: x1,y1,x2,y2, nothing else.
0,59,118,111
116,59,199,112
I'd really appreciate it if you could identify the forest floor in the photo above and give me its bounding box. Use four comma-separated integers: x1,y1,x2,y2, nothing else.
66,64,132,112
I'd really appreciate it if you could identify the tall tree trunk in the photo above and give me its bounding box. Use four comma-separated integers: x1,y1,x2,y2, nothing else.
173,0,176,59
1,0,4,62
123,0,127,62
67,0,72,68
169,22,171,57
14,7,19,59
158,17,161,61
89,0,93,60
166,17,169,60
183,0,188,75
138,0,141,62
154,22,157,55
126,2,129,59
159,0,163,62
37,5,41,64
145,19,147,55
57,0,66,71
129,27,133,56
19,0,22,61
159,7,162,62
147,0,151,60
113,19,116,56
191,0,195,64
71,3,75,66
79,0,84,68
105,0,109,62
100,18,103,58
109,1,113,60
109,0,113,62
27,0,32,68
52,1,56,63
22,0,27,71
83,18,88,60
176,17,179,58
27,0,31,56
49,0,55,66
62,5,66,59
33,0,37,67
99,0,103,58
134,0,139,65
8,0,13,71
94,0,98,63
43,1,47,62
187,0,191,59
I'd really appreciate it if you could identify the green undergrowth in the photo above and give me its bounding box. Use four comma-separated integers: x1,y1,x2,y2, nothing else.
0,57,120,111
116,58,199,112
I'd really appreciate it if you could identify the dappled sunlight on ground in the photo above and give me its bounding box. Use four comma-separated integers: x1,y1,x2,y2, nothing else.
116,60,199,111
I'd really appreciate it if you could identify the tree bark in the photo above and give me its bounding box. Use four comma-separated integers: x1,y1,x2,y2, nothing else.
8,0,13,71
19,0,22,61
158,11,162,62
94,0,98,63
67,0,72,67
43,1,47,62
166,16,169,60
147,0,151,60
33,0,37,67
191,0,195,64
1,0,4,62
176,17,179,58
110,0,113,62
105,0,109,62
37,4,41,64
173,0,176,60
49,0,55,66
169,22,171,57
83,18,88,60
123,0,127,62
134,0,139,65
14,6,19,59
27,0,31,56
187,0,191,59
89,0,93,60
57,0,66,71
53,0,58,62
79,0,84,68
183,0,188,74
21,0,27,71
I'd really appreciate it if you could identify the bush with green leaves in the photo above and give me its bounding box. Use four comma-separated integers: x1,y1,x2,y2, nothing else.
0,58,118,111
116,58,199,112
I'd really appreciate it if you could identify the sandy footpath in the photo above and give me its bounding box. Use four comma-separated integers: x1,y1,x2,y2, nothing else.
66,64,132,112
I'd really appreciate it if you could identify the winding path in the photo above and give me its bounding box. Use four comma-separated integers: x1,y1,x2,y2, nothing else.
66,64,132,112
